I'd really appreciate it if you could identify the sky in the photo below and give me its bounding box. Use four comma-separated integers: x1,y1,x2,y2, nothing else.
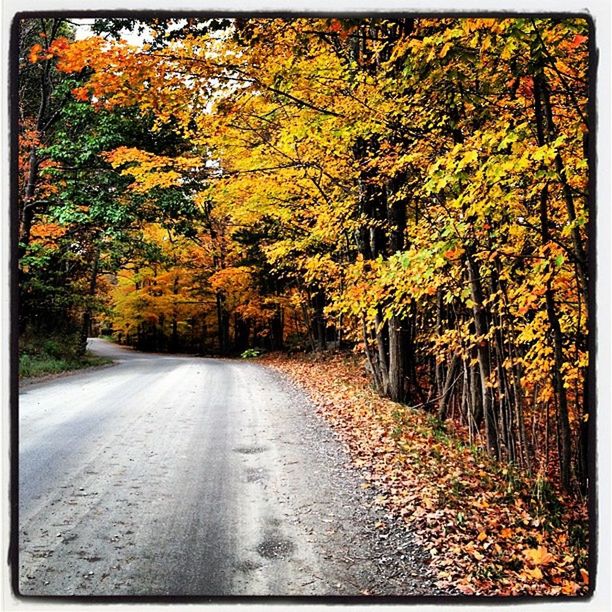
73,18,152,46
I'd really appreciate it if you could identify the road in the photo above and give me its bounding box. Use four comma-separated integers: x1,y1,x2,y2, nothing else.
18,339,437,597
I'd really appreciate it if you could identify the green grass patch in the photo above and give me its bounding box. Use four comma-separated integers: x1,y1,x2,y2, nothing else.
241,347,264,359
19,330,111,379
19,352,111,379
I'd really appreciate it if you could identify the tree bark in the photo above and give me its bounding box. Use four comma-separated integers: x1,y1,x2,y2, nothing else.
216,292,230,355
466,250,499,459
79,250,99,356
312,290,327,350
533,72,574,492
437,354,460,421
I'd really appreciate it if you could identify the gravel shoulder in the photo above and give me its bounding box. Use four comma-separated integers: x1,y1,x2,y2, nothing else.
260,365,443,596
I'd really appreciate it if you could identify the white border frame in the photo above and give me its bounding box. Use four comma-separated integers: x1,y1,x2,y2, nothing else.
2,2,610,610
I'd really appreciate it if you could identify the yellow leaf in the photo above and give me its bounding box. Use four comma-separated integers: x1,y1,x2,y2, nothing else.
440,42,452,58
477,531,487,542
523,546,555,567
422,497,436,510
561,581,581,595
524,567,543,580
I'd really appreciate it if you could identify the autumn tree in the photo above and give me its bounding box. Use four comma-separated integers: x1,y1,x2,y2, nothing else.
33,15,590,494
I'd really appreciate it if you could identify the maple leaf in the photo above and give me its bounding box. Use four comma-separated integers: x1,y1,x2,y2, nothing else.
570,34,588,48
517,76,534,97
329,19,343,33
72,87,90,102
523,567,544,580
28,43,43,63
523,546,555,567
561,581,582,595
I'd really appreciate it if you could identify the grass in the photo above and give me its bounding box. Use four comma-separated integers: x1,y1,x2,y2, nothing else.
19,352,111,379
19,331,112,379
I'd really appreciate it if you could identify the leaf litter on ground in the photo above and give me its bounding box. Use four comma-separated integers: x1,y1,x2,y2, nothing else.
264,351,589,596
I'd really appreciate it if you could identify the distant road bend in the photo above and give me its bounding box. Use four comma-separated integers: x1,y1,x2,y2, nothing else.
18,338,437,596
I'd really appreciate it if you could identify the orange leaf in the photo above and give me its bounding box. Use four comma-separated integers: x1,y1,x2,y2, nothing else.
329,19,343,33
477,531,487,542
72,87,90,102
523,546,555,567
561,581,581,595
571,34,588,48
580,568,589,585
29,43,43,63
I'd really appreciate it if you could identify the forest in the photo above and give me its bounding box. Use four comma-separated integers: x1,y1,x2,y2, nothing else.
16,15,591,595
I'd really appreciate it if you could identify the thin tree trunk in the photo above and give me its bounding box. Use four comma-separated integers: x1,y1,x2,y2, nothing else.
312,290,327,350
388,315,406,402
466,251,499,458
171,274,179,352
363,316,384,394
437,353,460,420
534,73,574,492
79,250,99,356
374,312,390,396
216,292,230,355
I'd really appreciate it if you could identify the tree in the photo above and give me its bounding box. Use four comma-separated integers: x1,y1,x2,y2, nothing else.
32,16,589,493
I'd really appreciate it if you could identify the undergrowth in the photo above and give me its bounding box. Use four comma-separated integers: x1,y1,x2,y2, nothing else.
19,332,111,378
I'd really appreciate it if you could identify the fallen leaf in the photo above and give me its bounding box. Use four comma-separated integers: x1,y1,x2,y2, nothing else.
524,567,543,580
524,546,555,567
561,581,581,595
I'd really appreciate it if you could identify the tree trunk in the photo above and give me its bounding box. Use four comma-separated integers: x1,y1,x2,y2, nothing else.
270,304,284,350
437,354,460,421
312,290,327,350
466,251,499,458
19,151,39,257
362,316,384,393
388,315,406,402
533,72,574,492
79,250,99,356
216,292,230,355
374,311,390,396
170,274,179,352
544,286,573,491
234,314,250,353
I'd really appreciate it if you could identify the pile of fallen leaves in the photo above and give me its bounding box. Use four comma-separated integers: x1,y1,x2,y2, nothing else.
264,351,590,596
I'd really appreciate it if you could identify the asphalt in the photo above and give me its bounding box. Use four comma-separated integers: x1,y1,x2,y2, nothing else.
18,339,440,597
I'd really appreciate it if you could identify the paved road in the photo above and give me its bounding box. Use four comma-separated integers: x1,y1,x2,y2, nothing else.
18,339,436,597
